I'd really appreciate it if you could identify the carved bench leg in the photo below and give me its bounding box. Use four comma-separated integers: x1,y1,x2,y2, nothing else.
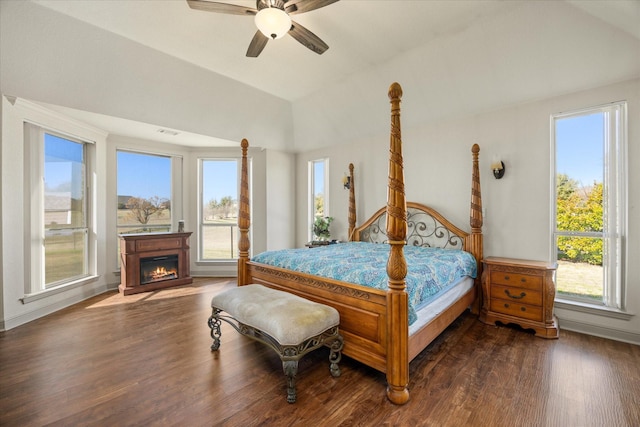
282,360,298,404
207,306,341,403
328,333,344,378
208,308,222,351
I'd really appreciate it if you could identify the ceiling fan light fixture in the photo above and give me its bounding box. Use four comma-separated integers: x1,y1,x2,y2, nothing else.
254,7,291,40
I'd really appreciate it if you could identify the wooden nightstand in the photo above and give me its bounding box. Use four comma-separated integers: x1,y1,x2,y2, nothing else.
480,257,559,339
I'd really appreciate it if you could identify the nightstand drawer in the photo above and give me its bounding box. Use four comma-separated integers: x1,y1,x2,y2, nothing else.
490,299,542,322
490,285,542,306
490,271,541,291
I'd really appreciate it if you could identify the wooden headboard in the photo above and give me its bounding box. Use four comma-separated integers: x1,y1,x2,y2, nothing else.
353,202,469,250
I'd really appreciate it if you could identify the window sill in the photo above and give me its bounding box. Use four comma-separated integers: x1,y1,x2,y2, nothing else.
554,298,635,321
21,275,99,304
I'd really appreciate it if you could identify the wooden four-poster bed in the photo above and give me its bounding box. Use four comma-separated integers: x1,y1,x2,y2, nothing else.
236,82,483,405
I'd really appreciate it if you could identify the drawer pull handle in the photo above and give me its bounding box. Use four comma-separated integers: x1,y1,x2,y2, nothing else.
505,290,526,299
504,303,510,308
504,275,510,280
521,278,526,283
521,307,526,312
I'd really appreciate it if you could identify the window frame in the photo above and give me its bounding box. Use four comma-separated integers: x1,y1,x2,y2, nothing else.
198,156,247,262
550,101,627,311
24,123,95,297
116,149,174,235
308,158,330,242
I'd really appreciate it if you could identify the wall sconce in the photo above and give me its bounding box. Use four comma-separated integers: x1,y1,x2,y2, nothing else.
491,159,505,179
342,174,351,190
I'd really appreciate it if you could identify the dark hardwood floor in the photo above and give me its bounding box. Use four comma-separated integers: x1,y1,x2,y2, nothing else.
1,278,638,426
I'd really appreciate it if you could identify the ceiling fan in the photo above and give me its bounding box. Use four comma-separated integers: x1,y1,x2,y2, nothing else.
187,0,339,57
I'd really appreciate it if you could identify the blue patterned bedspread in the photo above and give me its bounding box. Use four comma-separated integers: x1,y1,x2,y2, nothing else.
251,242,477,325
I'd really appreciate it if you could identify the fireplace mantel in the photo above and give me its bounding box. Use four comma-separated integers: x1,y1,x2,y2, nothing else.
119,232,193,295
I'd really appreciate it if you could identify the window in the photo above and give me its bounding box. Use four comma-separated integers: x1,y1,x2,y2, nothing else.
44,133,88,287
117,151,172,235
552,102,626,309
308,158,329,241
199,159,240,260
25,124,92,291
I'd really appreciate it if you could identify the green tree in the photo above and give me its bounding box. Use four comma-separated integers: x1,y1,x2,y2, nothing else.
556,175,603,265
314,193,324,216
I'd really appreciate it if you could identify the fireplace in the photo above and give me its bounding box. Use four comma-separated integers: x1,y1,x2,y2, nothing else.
119,232,192,295
140,254,179,285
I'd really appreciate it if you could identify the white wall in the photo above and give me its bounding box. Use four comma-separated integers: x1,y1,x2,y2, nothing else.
266,149,296,251
296,78,640,344
290,1,640,153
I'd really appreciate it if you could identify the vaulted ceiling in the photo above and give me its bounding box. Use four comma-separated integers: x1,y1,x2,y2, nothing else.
19,1,640,151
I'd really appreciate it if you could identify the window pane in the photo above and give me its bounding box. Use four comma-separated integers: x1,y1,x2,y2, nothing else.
556,113,603,189
313,160,325,217
201,160,238,260
555,112,605,302
44,133,87,286
117,151,171,235
556,236,603,301
45,229,87,285
44,134,85,229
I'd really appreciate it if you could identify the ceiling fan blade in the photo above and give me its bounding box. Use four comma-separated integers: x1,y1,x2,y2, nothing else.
246,30,269,57
186,0,257,15
288,20,329,54
285,0,339,15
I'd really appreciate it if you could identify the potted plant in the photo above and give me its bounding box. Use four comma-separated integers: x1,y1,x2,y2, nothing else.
313,216,333,243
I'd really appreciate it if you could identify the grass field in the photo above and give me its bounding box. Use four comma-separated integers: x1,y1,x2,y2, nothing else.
45,231,86,284
556,260,603,300
201,221,238,259
117,209,172,233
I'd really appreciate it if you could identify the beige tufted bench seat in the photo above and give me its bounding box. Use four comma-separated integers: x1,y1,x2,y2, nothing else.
208,284,344,403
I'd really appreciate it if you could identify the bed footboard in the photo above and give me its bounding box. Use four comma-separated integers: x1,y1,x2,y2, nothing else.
246,262,390,373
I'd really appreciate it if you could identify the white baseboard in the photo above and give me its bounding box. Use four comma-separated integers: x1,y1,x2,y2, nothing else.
2,282,112,331
557,317,640,345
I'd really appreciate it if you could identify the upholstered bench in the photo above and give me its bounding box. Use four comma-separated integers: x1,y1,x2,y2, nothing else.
208,284,344,403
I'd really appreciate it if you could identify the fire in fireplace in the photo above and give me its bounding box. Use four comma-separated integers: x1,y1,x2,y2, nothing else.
140,255,179,285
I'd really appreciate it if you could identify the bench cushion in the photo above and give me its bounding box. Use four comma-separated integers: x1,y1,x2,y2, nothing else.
211,284,340,346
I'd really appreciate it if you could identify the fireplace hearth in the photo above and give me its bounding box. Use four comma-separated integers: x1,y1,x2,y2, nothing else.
119,232,192,295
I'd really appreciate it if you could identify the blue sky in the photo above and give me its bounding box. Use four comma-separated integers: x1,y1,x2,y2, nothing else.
314,160,324,196
202,159,237,203
556,112,603,186
117,153,238,203
44,133,84,197
117,151,172,200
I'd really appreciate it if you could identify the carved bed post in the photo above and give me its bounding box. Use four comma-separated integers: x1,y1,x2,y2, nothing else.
348,163,356,241
385,82,409,405
469,143,484,313
238,139,251,287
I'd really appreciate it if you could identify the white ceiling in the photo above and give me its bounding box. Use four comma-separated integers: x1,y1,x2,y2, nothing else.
32,0,524,101
29,0,640,149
